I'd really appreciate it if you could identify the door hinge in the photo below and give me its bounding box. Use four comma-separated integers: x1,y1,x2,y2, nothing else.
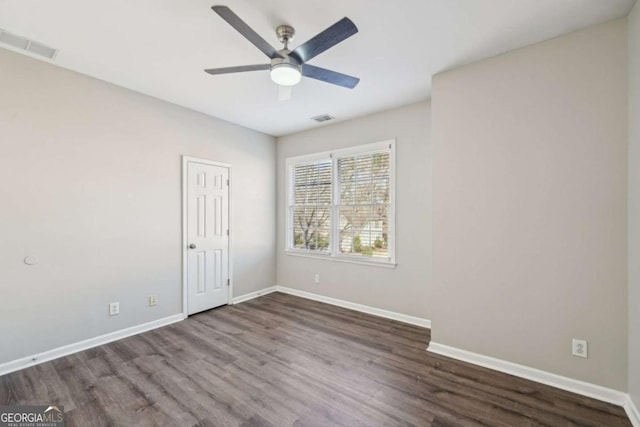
227,229,229,236
226,179,229,186
227,278,230,287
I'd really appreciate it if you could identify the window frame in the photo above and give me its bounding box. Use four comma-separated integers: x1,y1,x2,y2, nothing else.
285,140,396,268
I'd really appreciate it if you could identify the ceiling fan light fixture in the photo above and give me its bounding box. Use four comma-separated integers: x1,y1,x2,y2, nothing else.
270,63,302,86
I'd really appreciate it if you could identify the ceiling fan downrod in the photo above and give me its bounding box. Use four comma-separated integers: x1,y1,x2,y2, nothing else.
276,25,295,50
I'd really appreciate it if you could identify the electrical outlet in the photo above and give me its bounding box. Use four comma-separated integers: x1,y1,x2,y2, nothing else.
572,339,588,358
149,295,158,307
314,274,320,284
109,302,120,316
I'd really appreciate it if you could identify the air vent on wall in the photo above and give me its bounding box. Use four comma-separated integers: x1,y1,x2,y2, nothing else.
311,114,335,123
0,29,58,59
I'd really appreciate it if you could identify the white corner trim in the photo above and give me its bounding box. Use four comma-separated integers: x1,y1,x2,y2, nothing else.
276,286,431,328
624,395,640,427
427,342,628,407
0,314,184,377
232,286,278,304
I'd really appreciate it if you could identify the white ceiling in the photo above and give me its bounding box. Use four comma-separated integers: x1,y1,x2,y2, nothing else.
0,0,635,136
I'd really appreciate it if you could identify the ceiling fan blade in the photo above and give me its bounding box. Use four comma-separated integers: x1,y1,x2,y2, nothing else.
302,64,359,89
290,17,358,64
204,64,270,75
212,6,283,59
278,85,292,101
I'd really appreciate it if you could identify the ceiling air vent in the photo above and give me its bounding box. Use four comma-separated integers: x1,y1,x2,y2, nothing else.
0,29,58,59
311,114,335,123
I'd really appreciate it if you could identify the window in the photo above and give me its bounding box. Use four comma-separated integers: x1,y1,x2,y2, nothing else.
290,158,332,252
286,140,395,266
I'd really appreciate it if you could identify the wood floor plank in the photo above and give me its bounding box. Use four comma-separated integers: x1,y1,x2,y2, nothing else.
0,292,632,426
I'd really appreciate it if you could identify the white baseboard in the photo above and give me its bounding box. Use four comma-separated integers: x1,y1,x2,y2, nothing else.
0,314,184,377
3,288,635,426
427,342,628,407
1,285,426,377
275,286,431,328
624,395,640,427
232,286,278,304
429,342,640,426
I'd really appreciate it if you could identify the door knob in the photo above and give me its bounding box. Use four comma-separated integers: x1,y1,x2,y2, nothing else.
189,244,196,249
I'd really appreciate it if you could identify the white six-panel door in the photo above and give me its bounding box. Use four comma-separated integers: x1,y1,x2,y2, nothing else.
186,160,229,315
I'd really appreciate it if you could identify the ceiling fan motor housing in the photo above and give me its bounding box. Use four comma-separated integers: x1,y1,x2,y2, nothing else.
270,25,302,86
271,50,300,69
271,51,302,86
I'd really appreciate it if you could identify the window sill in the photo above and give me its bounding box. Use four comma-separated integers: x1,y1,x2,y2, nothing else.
284,251,397,269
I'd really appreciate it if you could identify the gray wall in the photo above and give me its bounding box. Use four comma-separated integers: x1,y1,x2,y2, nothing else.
431,19,628,390
629,1,640,407
0,48,276,364
276,102,431,319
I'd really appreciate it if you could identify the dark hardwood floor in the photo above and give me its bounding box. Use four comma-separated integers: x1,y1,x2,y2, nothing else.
0,292,632,426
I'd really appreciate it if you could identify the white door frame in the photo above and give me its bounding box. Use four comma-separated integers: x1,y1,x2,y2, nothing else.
182,155,233,317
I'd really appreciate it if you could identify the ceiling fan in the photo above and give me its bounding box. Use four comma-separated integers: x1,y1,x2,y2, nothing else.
205,6,360,99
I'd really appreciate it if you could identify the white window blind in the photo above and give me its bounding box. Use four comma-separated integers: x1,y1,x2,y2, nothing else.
286,141,395,266
291,159,332,251
337,151,390,259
